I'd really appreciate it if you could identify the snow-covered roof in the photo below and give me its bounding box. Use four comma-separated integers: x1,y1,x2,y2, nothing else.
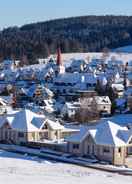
54,73,97,84
11,109,46,131
66,120,132,147
2,109,46,132
0,98,7,106
89,121,129,146
112,84,124,91
94,96,111,105
46,120,64,130
31,117,46,129
65,127,89,143
1,96,12,105
64,102,80,110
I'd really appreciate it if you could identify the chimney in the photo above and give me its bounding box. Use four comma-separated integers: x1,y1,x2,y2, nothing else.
57,47,62,66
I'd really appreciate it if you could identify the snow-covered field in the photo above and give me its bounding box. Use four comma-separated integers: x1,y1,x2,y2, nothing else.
60,52,132,66
0,150,131,184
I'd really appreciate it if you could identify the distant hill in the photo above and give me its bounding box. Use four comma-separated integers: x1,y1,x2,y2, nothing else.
1,15,132,63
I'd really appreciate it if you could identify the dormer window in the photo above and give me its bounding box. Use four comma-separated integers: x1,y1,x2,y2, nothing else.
43,123,48,129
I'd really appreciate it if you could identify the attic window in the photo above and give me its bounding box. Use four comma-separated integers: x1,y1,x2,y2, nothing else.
44,124,48,129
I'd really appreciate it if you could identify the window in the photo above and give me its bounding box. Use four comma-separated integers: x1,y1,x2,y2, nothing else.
73,144,79,149
118,147,121,153
55,131,57,136
32,132,35,140
88,83,91,87
18,132,24,138
103,147,110,153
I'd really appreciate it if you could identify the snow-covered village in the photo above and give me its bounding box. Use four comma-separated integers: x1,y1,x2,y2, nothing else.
1,1,132,184
0,46,131,183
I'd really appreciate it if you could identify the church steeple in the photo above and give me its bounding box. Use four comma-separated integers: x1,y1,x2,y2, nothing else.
57,47,62,66
55,47,65,74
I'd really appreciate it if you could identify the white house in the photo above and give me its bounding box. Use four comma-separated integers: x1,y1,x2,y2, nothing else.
61,102,80,120
94,96,111,114
112,84,124,97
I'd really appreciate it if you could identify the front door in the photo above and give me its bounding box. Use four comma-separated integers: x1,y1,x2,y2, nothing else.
87,144,94,155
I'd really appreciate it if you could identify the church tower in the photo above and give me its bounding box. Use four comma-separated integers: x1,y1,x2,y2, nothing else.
55,47,65,74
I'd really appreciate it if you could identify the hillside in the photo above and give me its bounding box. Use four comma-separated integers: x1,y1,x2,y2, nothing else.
1,15,132,63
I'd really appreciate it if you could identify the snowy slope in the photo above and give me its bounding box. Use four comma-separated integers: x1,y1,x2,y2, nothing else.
114,45,132,53
58,52,132,65
0,150,131,184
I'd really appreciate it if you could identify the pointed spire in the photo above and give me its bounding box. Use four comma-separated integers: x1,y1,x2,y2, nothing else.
57,47,62,66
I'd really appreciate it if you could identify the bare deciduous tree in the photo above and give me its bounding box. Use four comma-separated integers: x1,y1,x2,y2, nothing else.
75,97,100,123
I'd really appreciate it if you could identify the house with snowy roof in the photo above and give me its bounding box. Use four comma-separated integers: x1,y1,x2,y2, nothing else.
66,121,132,167
61,96,111,121
61,102,81,120
0,109,78,145
112,83,124,97
79,96,111,114
94,96,111,115
70,59,87,72
53,73,97,95
0,96,13,115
